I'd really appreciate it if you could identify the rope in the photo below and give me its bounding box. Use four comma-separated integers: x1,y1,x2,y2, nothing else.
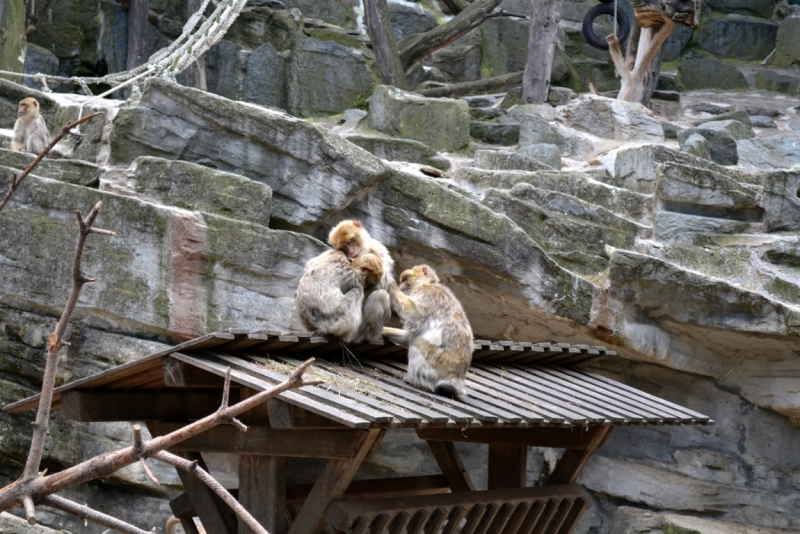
1,0,247,94
613,0,618,36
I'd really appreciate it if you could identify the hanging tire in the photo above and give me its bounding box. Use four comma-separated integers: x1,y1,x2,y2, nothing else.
582,3,631,51
598,0,615,3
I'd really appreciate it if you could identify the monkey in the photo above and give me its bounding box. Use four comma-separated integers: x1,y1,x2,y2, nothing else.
11,97,50,154
351,253,391,344
295,248,379,342
328,220,394,342
382,265,473,398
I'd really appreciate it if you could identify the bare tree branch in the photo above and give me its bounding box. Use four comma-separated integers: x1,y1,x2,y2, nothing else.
152,451,268,534
0,112,104,214
132,425,161,486
0,359,322,513
41,495,153,534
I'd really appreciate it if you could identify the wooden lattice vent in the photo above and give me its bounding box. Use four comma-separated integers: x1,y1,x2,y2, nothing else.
324,485,589,534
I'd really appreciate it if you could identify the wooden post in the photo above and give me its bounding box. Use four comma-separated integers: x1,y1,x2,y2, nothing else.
547,427,613,485
239,456,286,534
287,429,385,534
126,0,149,70
487,444,527,490
520,0,564,105
363,0,408,89
176,452,238,534
425,440,476,492
183,0,207,90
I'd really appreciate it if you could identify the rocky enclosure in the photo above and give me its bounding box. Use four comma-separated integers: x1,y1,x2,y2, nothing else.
1,0,800,533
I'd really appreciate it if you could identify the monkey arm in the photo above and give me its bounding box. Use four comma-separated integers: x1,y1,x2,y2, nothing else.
381,327,412,347
388,283,416,318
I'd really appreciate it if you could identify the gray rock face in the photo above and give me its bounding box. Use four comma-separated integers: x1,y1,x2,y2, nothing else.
519,143,563,170
678,58,748,90
751,115,777,128
697,119,755,140
345,134,451,171
704,0,780,18
286,37,375,117
663,25,693,61
205,40,248,101
108,77,391,229
692,110,752,127
691,102,733,115
473,150,553,172
754,69,800,96
738,136,800,170
519,113,563,147
678,126,739,165
243,42,287,109
681,133,712,160
0,148,101,186
388,2,437,41
419,28,482,83
281,0,359,27
774,13,800,68
22,44,60,92
557,94,664,143
369,85,470,152
761,169,800,231
695,16,778,60
469,121,520,145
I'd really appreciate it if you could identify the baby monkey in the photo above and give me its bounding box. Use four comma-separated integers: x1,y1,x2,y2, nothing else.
12,97,50,154
382,265,473,398
329,220,393,343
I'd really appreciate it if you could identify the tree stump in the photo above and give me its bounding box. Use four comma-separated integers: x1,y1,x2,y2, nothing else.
608,0,700,103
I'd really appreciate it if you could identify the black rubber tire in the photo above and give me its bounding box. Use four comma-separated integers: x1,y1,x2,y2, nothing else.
582,3,631,51
598,0,615,3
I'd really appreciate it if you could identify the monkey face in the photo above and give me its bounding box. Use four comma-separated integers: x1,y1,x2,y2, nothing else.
17,102,28,117
18,98,39,118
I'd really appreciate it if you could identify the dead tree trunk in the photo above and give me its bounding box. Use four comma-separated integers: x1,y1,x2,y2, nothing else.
183,0,207,90
520,0,563,105
126,0,149,70
608,0,699,103
363,0,408,89
398,0,503,70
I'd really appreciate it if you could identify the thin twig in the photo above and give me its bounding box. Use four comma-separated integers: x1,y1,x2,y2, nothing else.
217,367,248,431
132,425,160,486
153,451,269,534
0,112,104,214
21,495,35,524
0,359,321,512
41,495,153,534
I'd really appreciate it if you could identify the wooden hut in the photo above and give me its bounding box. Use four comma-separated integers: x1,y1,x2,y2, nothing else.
4,330,713,534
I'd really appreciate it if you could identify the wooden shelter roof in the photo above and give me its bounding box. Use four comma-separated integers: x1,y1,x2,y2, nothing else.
3,329,713,429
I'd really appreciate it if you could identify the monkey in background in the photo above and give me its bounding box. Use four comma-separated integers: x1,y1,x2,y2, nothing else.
328,220,393,342
382,265,473,398
11,97,50,154
295,248,379,343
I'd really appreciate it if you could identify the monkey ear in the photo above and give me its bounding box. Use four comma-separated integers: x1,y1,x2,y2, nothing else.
420,265,429,276
353,221,362,228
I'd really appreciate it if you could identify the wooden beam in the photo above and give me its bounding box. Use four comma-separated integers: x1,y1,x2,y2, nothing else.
163,357,226,387
520,0,563,104
416,71,522,99
363,0,408,89
61,391,237,422
176,452,237,534
424,440,475,492
487,444,527,490
286,475,449,504
239,455,286,534
150,422,368,459
127,0,149,70
547,427,613,485
267,399,347,429
287,429,385,534
416,426,608,449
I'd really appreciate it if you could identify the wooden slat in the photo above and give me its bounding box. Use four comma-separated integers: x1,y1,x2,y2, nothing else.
407,509,431,534
216,333,271,352
417,427,608,450
274,356,423,425
425,508,448,534
505,366,652,424
542,499,573,534
556,498,588,534
476,504,501,534
371,513,392,534
517,501,546,534
461,505,487,534
352,517,371,534
487,504,515,534
389,512,412,534
214,353,396,425
170,353,372,428
500,502,531,534
530,500,558,534
441,507,468,534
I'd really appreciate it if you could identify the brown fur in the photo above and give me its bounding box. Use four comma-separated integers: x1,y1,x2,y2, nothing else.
11,97,50,154
382,265,473,397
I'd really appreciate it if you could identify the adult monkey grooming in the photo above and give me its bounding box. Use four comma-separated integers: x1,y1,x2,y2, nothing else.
328,220,393,343
382,265,473,397
295,248,380,342
11,97,51,154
